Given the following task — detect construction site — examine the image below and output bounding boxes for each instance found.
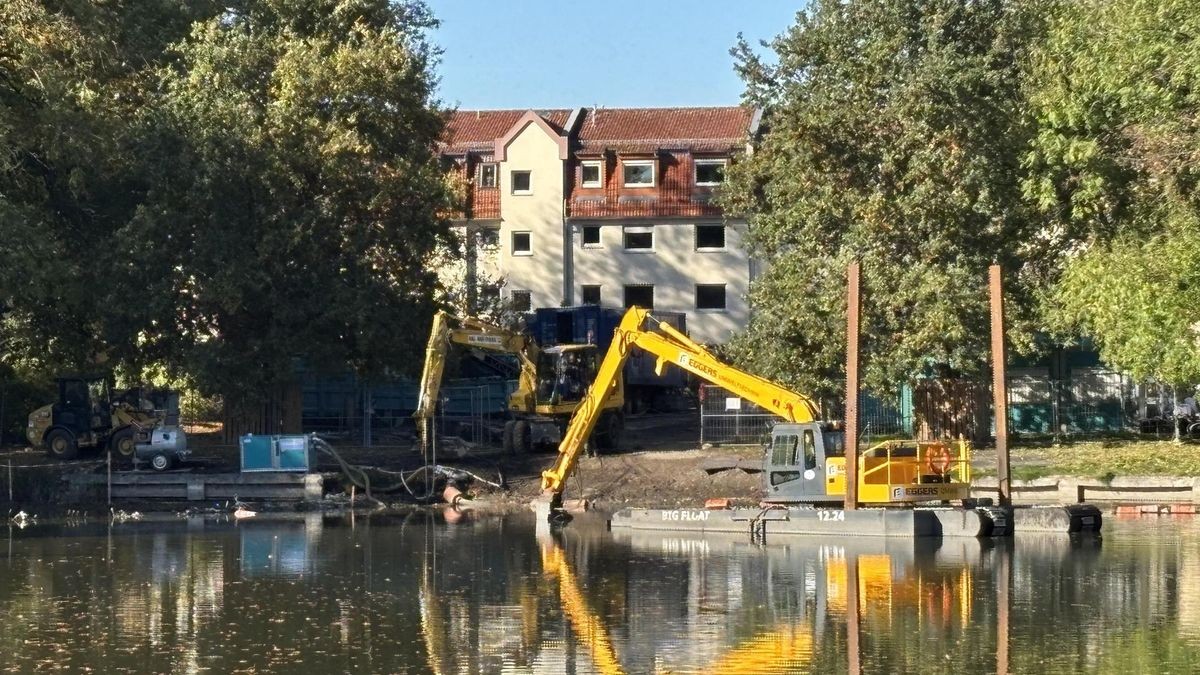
[1,266,1120,541]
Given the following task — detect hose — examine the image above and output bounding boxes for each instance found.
[311,436,503,503]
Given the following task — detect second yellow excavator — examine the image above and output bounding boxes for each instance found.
[539,307,972,511]
[415,310,625,456]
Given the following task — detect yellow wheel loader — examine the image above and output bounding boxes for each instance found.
[26,376,180,464]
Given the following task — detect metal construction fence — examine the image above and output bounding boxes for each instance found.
[699,371,1184,446]
[698,385,908,446]
[299,376,514,448]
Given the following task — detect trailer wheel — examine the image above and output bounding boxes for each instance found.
[512,421,532,455]
[45,429,79,461]
[150,452,173,471]
[502,420,516,454]
[109,427,137,458]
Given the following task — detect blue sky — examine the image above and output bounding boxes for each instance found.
[426,1,801,109]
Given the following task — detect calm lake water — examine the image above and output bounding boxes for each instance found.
[0,510,1197,674]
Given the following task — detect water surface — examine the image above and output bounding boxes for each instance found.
[1,511,1197,673]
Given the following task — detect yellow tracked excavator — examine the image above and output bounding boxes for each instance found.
[538,307,972,512]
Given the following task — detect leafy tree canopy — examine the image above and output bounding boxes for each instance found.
[1028,0,1200,386]
[723,0,1056,397]
[0,0,455,400]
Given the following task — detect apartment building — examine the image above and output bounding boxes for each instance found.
[440,106,760,344]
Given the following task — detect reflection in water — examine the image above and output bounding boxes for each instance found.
[1,514,1199,673]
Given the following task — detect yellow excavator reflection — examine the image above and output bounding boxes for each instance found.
[702,625,814,675]
[419,524,977,674]
[538,535,625,675]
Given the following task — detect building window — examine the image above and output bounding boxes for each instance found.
[622,225,653,251]
[511,290,532,311]
[512,231,531,255]
[477,228,500,249]
[582,225,601,248]
[624,284,654,309]
[581,285,601,305]
[695,224,725,250]
[622,160,655,187]
[696,284,727,311]
[511,170,532,195]
[478,163,498,188]
[480,284,500,304]
[694,159,727,186]
[581,161,603,188]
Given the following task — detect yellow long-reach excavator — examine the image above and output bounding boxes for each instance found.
[539,306,972,510]
[415,311,625,456]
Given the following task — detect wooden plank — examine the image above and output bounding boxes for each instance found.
[972,484,1059,493]
[206,485,308,500]
[1078,484,1191,503]
[111,485,188,498]
[102,472,310,485]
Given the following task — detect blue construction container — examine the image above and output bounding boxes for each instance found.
[240,434,313,472]
[527,305,689,392]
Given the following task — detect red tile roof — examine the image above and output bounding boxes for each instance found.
[442,109,572,153]
[576,106,753,152]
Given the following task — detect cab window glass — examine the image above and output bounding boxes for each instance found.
[771,435,790,466]
[63,381,88,408]
[803,430,817,470]
[823,431,846,455]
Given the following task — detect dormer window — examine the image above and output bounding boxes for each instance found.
[622,160,655,187]
[477,163,498,188]
[695,159,727,186]
[581,160,603,188]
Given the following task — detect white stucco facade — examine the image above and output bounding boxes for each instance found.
[496,120,566,309]
[567,221,750,344]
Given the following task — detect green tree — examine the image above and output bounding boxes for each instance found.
[134,0,455,400]
[0,0,219,378]
[1,0,455,403]
[1027,0,1200,399]
[723,0,1055,398]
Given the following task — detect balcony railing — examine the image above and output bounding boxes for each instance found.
[568,186,723,219]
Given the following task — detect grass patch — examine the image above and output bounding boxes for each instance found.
[998,439,1200,479]
[972,464,1056,481]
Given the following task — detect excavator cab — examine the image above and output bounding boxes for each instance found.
[763,423,844,502]
[533,345,600,410]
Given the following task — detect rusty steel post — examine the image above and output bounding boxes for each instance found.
[989,265,1011,506]
[844,262,861,511]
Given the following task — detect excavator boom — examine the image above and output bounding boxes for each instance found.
[540,307,820,500]
[414,310,539,456]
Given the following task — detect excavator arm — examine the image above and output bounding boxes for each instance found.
[415,310,539,456]
[540,307,820,501]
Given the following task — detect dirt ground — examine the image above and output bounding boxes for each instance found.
[7,411,1194,513]
[0,411,768,511]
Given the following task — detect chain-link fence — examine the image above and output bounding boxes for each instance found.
[700,371,1188,446]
